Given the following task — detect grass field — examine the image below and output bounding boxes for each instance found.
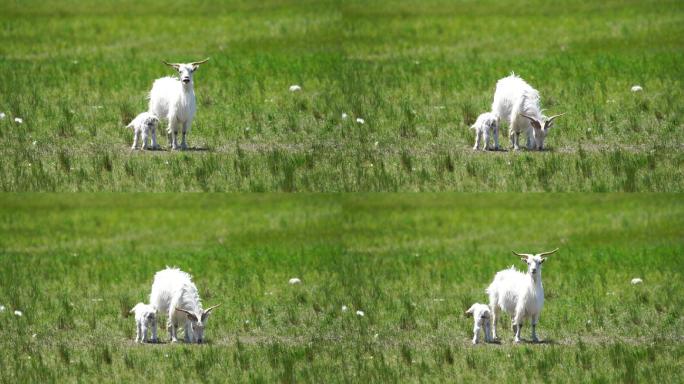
[1,0,682,191]
[1,194,682,382]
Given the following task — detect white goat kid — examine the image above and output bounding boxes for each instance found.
[126,112,160,150]
[148,58,209,150]
[149,267,220,343]
[486,248,558,343]
[491,73,564,150]
[470,112,500,151]
[130,303,157,343]
[465,303,492,344]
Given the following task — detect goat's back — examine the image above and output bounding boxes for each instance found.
[486,266,526,313]
[148,77,180,119]
[492,74,540,120]
[149,267,196,314]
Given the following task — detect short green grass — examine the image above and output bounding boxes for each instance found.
[0,0,682,191]
[1,194,682,382]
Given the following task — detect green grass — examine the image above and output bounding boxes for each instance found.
[1,194,682,382]
[0,0,682,191]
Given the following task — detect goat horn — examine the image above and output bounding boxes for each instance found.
[545,113,565,123]
[204,304,221,313]
[519,113,538,122]
[175,307,195,317]
[512,251,533,257]
[162,61,180,68]
[538,248,559,257]
[190,58,210,66]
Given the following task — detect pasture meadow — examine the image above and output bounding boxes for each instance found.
[0,0,682,191]
[0,194,682,382]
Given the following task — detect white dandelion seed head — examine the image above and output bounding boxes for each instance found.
[356,310,365,317]
[0,112,5,119]
[289,85,302,92]
[288,277,301,285]
[631,278,643,285]
[0,305,5,312]
[341,305,349,312]
[341,113,348,119]
[630,85,643,92]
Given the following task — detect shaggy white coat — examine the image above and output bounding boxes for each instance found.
[130,302,157,343]
[148,59,208,150]
[126,112,159,150]
[470,112,499,150]
[486,251,555,343]
[491,73,563,150]
[465,303,492,344]
[149,267,218,343]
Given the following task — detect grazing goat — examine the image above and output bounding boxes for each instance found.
[149,267,220,343]
[130,303,157,343]
[470,111,500,151]
[148,58,209,150]
[486,248,558,343]
[126,112,160,150]
[465,303,492,344]
[491,73,564,150]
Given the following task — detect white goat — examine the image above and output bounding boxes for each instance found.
[126,112,160,150]
[486,248,558,343]
[491,73,564,150]
[470,111,500,151]
[148,58,209,150]
[130,302,157,343]
[149,267,220,343]
[465,303,492,344]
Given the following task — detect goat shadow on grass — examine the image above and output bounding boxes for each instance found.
[518,338,558,345]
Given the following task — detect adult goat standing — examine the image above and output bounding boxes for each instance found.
[149,267,220,343]
[486,248,558,343]
[491,73,564,150]
[148,58,209,150]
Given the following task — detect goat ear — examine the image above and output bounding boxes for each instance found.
[545,113,565,129]
[191,58,210,70]
[520,113,542,130]
[163,61,180,70]
[175,307,198,321]
[541,257,546,263]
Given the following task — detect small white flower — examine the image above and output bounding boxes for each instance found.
[245,127,250,131]
[244,320,250,324]
[288,277,301,285]
[374,141,379,147]
[356,118,365,124]
[631,85,643,92]
[0,112,5,119]
[356,310,365,317]
[341,113,348,120]
[0,305,5,311]
[289,85,301,92]
[631,278,643,285]
[32,141,37,146]
[14,310,23,317]
[341,305,349,312]
[32,333,37,338]
[14,117,23,124]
